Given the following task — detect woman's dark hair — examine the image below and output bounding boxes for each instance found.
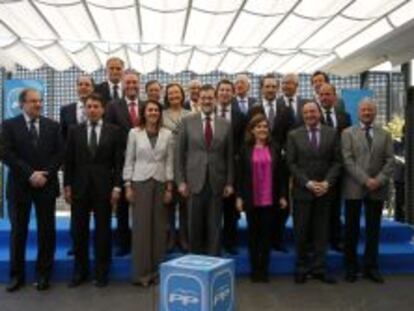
[139,100,164,130]
[163,82,185,109]
[245,113,271,146]
[145,80,162,92]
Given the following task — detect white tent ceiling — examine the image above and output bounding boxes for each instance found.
[0,0,413,75]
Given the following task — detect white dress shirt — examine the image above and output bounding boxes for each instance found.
[217,104,232,122]
[284,95,298,116]
[125,97,139,116]
[322,107,338,128]
[23,112,39,133]
[76,101,86,123]
[108,80,123,99]
[262,98,277,119]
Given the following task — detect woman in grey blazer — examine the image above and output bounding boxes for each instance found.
[162,83,191,252]
[123,100,174,287]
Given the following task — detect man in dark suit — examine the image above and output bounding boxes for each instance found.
[176,84,234,256]
[60,75,95,141]
[234,74,256,115]
[95,57,124,104]
[64,93,123,288]
[60,74,95,256]
[248,73,293,252]
[342,99,394,283]
[287,101,341,284]
[319,83,351,252]
[277,73,308,128]
[311,71,346,111]
[215,79,246,254]
[183,79,202,112]
[2,88,63,292]
[105,69,141,256]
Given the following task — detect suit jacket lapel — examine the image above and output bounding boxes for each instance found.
[211,118,222,149]
[196,114,207,150]
[120,99,132,128]
[80,123,91,158]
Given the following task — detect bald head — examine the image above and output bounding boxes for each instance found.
[359,99,377,126]
[282,73,299,97]
[234,74,250,98]
[319,83,337,109]
[302,101,321,128]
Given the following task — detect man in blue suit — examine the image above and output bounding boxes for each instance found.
[2,88,63,292]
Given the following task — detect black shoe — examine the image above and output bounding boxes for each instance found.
[331,242,344,252]
[68,274,88,288]
[93,278,108,288]
[115,247,130,257]
[273,244,289,253]
[364,270,384,284]
[35,277,50,291]
[345,272,357,283]
[6,277,25,292]
[312,273,337,284]
[224,246,238,255]
[294,273,306,284]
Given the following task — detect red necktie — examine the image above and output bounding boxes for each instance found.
[129,101,138,126]
[205,116,213,150]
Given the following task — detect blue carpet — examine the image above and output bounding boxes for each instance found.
[0,216,413,282]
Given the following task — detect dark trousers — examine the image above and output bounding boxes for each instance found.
[167,186,188,249]
[329,186,343,247]
[394,182,405,222]
[246,208,272,277]
[72,194,112,279]
[222,194,239,249]
[293,198,330,275]
[344,199,383,273]
[115,190,131,250]
[9,190,56,281]
[188,183,222,256]
[271,205,289,248]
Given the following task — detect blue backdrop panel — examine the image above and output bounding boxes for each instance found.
[2,79,45,218]
[341,88,374,124]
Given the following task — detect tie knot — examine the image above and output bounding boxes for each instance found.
[91,121,97,128]
[205,115,211,121]
[310,126,319,132]
[129,101,136,107]
[288,97,293,103]
[30,118,37,125]
[325,109,331,114]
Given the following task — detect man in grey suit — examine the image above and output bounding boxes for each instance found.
[176,84,234,256]
[341,99,394,284]
[287,101,342,284]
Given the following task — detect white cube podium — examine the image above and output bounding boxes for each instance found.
[160,255,235,311]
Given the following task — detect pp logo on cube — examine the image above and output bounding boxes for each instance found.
[212,270,233,311]
[166,274,204,311]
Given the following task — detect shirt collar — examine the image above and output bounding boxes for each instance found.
[262,97,276,106]
[201,112,214,121]
[306,123,321,132]
[360,122,373,130]
[108,80,122,90]
[88,119,103,127]
[236,95,247,102]
[284,94,297,102]
[23,111,38,123]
